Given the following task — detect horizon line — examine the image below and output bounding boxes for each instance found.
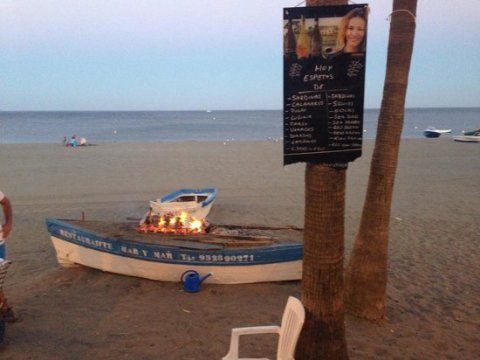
[1,106,479,112]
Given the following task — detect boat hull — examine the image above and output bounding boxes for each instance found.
[453,135,480,143]
[423,131,442,138]
[46,218,303,284]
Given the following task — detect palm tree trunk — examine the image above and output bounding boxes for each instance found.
[296,163,348,359]
[295,1,349,359]
[344,0,417,320]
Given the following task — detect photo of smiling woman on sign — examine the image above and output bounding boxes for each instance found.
[334,7,368,55]
[327,6,368,92]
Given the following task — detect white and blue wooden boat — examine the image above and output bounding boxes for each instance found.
[46,218,303,284]
[146,188,217,222]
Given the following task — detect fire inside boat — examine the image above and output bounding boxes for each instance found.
[138,210,208,234]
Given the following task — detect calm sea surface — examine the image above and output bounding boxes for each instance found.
[0,108,478,144]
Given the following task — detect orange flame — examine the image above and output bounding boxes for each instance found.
[138,211,206,234]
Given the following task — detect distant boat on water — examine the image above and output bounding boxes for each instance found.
[452,128,480,142]
[453,135,480,143]
[423,126,452,138]
[462,128,480,136]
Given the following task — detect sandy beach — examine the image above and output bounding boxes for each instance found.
[0,138,478,359]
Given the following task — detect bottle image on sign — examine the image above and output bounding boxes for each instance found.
[296,16,310,59]
[309,17,323,58]
[284,18,297,58]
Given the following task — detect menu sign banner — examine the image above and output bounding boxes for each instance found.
[283,4,368,165]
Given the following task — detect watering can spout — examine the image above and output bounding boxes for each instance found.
[199,272,212,284]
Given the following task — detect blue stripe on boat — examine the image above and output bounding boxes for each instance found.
[46,218,302,267]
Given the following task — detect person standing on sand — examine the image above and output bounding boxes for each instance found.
[0,191,17,322]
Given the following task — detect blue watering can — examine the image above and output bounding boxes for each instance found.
[181,270,212,293]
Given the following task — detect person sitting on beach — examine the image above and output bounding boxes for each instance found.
[0,191,17,323]
[69,135,78,147]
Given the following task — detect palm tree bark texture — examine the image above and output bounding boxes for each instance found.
[344,0,417,321]
[294,1,349,360]
[296,163,348,359]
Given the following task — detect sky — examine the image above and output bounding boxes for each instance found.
[1,0,479,111]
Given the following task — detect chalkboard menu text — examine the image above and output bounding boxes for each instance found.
[283,4,368,165]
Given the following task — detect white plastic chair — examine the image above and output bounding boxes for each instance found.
[222,296,305,360]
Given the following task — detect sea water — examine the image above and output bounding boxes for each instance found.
[0,108,478,144]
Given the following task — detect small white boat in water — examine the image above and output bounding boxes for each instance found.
[453,135,480,143]
[423,126,452,138]
[452,128,480,142]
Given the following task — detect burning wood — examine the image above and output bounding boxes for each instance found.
[138,210,208,234]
